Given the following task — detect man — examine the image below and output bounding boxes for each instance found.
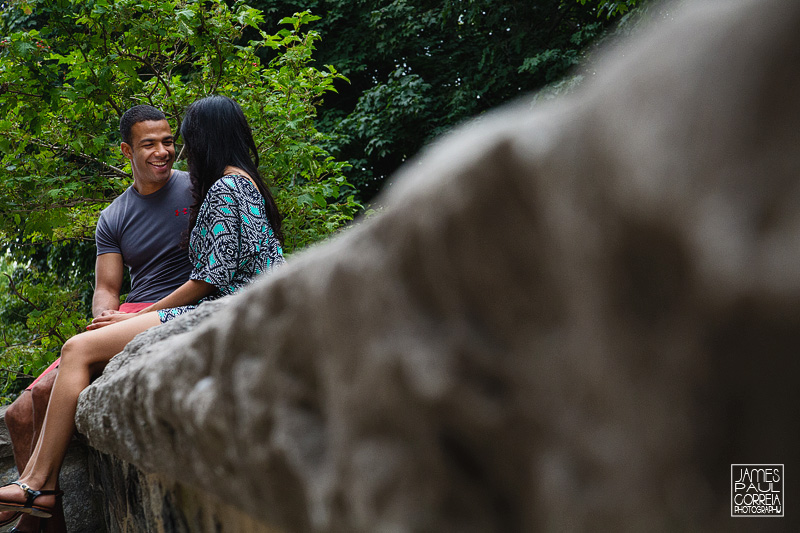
[0,105,192,532]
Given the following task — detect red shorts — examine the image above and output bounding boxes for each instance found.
[25,302,154,390]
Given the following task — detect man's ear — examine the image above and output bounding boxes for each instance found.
[120,142,133,160]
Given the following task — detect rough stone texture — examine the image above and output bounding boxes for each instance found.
[75,0,799,531]
[0,408,105,532]
[87,448,278,533]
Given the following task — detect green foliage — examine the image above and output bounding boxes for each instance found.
[0,245,92,403]
[576,0,641,18]
[338,69,433,161]
[0,0,358,402]
[247,0,635,201]
[233,11,361,251]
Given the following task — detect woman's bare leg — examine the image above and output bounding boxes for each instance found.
[0,312,161,511]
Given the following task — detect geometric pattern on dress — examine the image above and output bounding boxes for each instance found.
[159,174,285,323]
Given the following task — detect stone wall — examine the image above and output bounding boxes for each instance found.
[67,0,800,530]
[87,448,278,533]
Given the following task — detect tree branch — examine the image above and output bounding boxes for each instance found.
[5,197,113,214]
[2,273,41,311]
[0,366,36,380]
[31,139,131,179]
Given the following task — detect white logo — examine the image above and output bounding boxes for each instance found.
[731,464,783,517]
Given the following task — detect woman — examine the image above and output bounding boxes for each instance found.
[0,95,285,520]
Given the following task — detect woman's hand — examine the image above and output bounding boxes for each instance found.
[86,310,140,330]
[86,280,215,331]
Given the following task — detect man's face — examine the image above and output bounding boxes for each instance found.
[121,119,175,193]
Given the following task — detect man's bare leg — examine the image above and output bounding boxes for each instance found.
[0,390,34,528]
[1,370,65,531]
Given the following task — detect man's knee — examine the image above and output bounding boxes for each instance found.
[4,391,33,434]
[30,369,57,408]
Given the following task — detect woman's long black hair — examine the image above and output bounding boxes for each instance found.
[180,95,284,244]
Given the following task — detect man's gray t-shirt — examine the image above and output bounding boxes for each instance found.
[95,170,193,303]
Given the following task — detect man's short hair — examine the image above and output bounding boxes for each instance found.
[120,105,167,145]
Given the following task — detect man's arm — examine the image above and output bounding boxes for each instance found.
[92,253,124,318]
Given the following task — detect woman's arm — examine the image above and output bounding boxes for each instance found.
[87,279,216,330]
[136,279,217,314]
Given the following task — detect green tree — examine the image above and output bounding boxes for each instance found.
[246,0,639,201]
[577,0,641,18]
[0,0,358,401]
[0,244,91,397]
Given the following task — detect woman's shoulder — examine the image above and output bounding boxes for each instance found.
[206,174,256,197]
[202,175,263,215]
[215,174,259,192]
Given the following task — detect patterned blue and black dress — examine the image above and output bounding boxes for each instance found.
[158,174,285,323]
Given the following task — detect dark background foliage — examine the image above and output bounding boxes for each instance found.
[249,0,628,201]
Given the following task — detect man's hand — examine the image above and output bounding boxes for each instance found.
[86,310,138,330]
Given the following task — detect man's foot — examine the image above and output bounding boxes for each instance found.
[7,512,41,533]
[8,514,42,533]
[0,509,21,527]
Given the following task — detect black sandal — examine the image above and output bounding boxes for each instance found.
[0,481,61,519]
